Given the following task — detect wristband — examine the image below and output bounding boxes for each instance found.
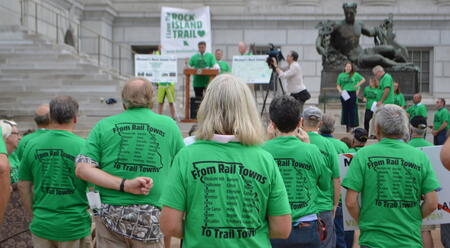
[120,178,126,192]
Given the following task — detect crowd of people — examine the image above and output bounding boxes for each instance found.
[0,71,448,248]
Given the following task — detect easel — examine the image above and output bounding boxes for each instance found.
[182,68,219,122]
[260,70,285,116]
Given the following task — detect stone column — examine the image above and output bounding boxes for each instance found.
[81,0,117,67]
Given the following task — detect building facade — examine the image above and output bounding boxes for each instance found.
[2,0,450,102]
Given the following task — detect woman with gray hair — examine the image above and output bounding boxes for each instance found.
[160,74,291,247]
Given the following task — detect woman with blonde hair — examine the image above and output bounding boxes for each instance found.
[160,74,291,248]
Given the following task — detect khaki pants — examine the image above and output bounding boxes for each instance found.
[32,234,92,248]
[94,217,163,248]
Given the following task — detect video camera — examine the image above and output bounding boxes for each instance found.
[266,43,285,70]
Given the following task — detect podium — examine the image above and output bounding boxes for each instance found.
[182,68,219,122]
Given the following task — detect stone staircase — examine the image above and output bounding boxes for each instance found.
[0,26,126,136]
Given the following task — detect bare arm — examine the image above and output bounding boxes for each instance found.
[18,180,33,217]
[0,155,10,223]
[75,163,152,195]
[337,84,343,93]
[361,24,377,37]
[268,214,292,239]
[345,189,360,223]
[333,178,341,208]
[160,206,184,239]
[421,191,438,219]
[433,121,448,136]
[355,78,366,88]
[440,138,450,171]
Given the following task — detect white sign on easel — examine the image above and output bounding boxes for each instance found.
[231,56,272,84]
[340,146,450,231]
[134,54,178,84]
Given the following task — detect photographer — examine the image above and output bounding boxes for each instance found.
[272,51,309,113]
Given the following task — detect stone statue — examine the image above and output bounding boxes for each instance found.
[316,2,417,71]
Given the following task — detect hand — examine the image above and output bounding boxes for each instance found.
[124,177,153,195]
[432,130,438,136]
[295,128,310,143]
[376,101,382,107]
[333,205,338,218]
[272,57,278,67]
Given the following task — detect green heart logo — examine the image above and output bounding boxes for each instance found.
[197,30,205,37]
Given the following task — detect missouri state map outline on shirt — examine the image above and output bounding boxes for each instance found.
[113,123,163,173]
[367,156,419,208]
[190,161,266,239]
[36,149,76,195]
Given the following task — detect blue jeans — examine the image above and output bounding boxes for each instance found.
[271,221,320,248]
[319,210,336,248]
[334,204,347,248]
[434,129,447,145]
[441,224,450,248]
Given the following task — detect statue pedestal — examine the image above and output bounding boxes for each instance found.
[320,69,419,100]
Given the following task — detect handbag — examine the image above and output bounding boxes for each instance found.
[292,89,311,102]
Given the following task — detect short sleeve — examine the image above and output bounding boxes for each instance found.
[354,72,364,82]
[188,55,195,67]
[267,161,291,216]
[336,73,343,86]
[79,123,102,164]
[328,144,340,178]
[161,154,187,211]
[209,54,217,66]
[342,153,364,192]
[420,155,440,194]
[19,144,33,181]
[419,106,427,117]
[313,151,330,192]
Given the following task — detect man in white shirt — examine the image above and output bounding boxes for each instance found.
[272,51,308,113]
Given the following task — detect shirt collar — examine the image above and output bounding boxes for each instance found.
[211,134,239,143]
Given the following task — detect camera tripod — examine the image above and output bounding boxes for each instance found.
[260,70,286,116]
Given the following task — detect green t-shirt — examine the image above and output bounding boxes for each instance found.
[16,129,47,160]
[394,93,406,107]
[218,61,230,74]
[79,108,184,207]
[161,140,291,248]
[189,52,217,88]
[0,128,7,154]
[336,72,364,92]
[262,136,329,221]
[342,139,440,248]
[307,132,340,212]
[8,152,20,184]
[378,73,395,104]
[433,107,449,131]
[323,136,349,154]
[19,130,91,241]
[406,104,427,120]
[408,137,433,148]
[364,86,380,110]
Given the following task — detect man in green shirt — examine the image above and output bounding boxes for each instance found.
[238,41,253,56]
[431,98,448,145]
[215,49,230,74]
[263,96,329,248]
[0,126,11,223]
[76,78,184,248]
[343,104,440,248]
[373,65,394,105]
[16,104,49,161]
[188,41,219,98]
[0,120,21,184]
[406,94,428,120]
[302,106,340,248]
[409,116,433,147]
[18,96,92,247]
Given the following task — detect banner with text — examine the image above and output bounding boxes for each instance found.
[161,6,211,58]
[232,56,272,84]
[340,146,450,231]
[134,54,178,83]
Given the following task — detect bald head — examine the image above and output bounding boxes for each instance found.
[34,104,50,128]
[238,41,247,55]
[121,77,154,109]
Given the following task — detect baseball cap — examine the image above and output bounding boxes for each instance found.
[353,128,368,142]
[410,116,427,129]
[303,106,322,120]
